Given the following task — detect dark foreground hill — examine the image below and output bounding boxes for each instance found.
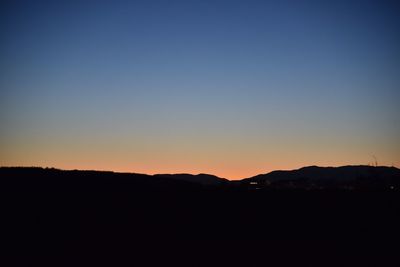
[1,166,399,266]
[243,165,400,191]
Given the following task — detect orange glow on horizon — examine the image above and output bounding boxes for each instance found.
[2,160,399,180]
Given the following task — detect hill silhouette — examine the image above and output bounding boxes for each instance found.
[1,165,399,191]
[1,166,399,266]
[153,173,228,185]
[243,165,400,191]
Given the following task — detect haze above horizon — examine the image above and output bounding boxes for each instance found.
[1,0,399,179]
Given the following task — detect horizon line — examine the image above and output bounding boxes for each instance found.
[1,164,398,181]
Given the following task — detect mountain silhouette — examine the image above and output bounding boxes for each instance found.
[1,165,399,191]
[153,173,228,185]
[242,165,400,190]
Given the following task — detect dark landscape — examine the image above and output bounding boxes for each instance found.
[2,0,400,266]
[2,166,399,266]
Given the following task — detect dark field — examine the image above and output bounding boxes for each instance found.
[2,167,399,266]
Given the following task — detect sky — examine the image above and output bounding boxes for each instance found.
[1,0,399,179]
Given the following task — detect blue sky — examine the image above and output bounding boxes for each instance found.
[1,0,399,178]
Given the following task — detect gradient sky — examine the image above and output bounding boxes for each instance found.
[1,0,399,179]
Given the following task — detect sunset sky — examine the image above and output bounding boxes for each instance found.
[1,0,399,179]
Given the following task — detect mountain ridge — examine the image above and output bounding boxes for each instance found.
[241,165,400,190]
[1,165,399,190]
